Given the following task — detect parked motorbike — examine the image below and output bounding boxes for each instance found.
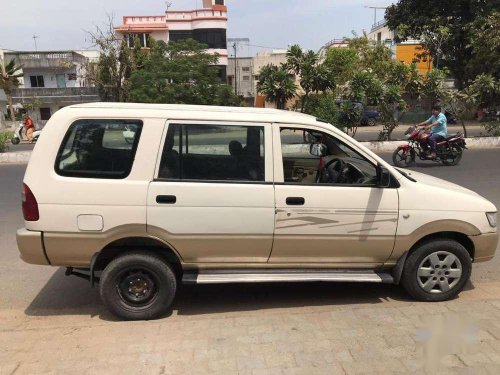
[392,125,467,167]
[11,123,41,145]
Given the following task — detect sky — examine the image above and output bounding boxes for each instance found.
[0,0,394,55]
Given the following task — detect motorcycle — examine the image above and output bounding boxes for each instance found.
[11,123,42,145]
[392,125,467,167]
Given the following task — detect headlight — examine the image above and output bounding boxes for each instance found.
[486,212,497,228]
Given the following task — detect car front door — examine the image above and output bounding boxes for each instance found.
[269,124,399,266]
[147,121,275,263]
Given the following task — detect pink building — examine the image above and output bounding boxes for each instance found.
[114,0,228,78]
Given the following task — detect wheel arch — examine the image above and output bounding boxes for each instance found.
[93,236,184,276]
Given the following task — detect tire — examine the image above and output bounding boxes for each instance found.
[367,117,377,127]
[401,239,471,302]
[441,146,463,166]
[99,251,177,320]
[392,147,415,168]
[11,137,20,145]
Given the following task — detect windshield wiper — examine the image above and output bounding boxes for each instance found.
[396,168,417,182]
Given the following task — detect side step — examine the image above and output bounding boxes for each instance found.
[183,269,394,285]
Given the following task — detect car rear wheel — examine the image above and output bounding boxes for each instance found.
[401,239,471,302]
[367,117,377,127]
[99,251,177,320]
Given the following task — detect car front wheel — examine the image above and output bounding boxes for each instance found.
[99,251,177,320]
[401,239,471,302]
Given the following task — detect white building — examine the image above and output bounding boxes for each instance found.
[3,50,100,126]
[114,0,228,79]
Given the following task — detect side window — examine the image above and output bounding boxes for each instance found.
[55,119,143,179]
[280,127,377,186]
[159,124,265,181]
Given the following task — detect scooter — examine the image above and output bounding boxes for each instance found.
[11,123,42,145]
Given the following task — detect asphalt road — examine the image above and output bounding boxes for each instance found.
[0,148,499,314]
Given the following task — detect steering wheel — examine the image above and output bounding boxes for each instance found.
[316,158,347,184]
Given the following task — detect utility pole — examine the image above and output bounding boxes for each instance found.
[32,35,39,51]
[227,38,250,96]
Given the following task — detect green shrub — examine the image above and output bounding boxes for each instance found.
[0,131,14,153]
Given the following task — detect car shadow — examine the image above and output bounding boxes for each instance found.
[24,267,469,320]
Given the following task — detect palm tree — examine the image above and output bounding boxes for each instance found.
[0,58,23,122]
[257,64,297,110]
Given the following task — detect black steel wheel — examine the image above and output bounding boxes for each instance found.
[100,251,177,320]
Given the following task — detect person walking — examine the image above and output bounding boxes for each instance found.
[23,113,35,143]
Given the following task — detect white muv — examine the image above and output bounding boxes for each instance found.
[17,103,498,320]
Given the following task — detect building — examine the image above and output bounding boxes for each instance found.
[114,0,228,79]
[3,50,100,126]
[367,20,432,75]
[227,57,254,106]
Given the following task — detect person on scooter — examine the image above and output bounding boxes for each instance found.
[23,113,35,144]
[417,105,447,159]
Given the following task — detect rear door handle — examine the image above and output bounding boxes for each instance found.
[286,197,305,206]
[156,195,177,204]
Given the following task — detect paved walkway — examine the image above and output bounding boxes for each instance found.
[1,279,500,374]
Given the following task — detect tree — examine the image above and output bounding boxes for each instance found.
[467,11,500,81]
[0,58,23,122]
[385,0,500,89]
[323,47,359,85]
[257,64,297,110]
[286,45,335,112]
[128,39,238,105]
[85,16,142,102]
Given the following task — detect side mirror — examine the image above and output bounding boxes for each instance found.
[377,164,391,188]
[310,143,328,157]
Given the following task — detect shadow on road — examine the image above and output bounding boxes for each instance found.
[24,267,435,320]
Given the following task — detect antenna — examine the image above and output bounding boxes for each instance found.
[227,38,250,96]
[165,1,173,12]
[364,6,388,26]
[32,35,39,51]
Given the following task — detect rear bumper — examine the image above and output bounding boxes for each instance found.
[16,228,49,265]
[470,232,499,263]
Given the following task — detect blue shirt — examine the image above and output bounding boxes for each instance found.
[426,113,447,137]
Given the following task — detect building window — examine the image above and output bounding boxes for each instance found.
[254,75,260,81]
[192,28,227,49]
[377,32,382,43]
[215,0,224,5]
[242,67,250,72]
[127,33,151,48]
[242,75,250,81]
[169,30,194,42]
[40,108,51,120]
[68,73,77,80]
[30,75,45,88]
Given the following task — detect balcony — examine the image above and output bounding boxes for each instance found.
[165,9,227,20]
[4,52,87,70]
[11,87,100,104]
[371,19,387,32]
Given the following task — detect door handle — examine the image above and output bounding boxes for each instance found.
[156,195,177,204]
[286,197,305,206]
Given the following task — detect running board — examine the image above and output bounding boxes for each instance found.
[183,269,394,284]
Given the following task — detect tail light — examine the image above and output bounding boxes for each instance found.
[22,183,39,221]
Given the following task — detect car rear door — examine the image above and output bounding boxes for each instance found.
[147,120,275,263]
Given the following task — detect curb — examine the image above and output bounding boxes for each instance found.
[1,137,499,165]
[360,137,500,153]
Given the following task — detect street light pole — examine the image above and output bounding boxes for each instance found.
[32,35,39,51]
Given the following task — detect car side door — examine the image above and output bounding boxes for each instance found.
[270,124,399,266]
[147,121,275,264]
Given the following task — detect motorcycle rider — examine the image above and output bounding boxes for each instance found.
[417,105,447,159]
[23,113,35,144]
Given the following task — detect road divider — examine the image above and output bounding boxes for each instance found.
[1,137,499,164]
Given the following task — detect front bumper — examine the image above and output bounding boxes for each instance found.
[470,232,499,263]
[16,228,49,265]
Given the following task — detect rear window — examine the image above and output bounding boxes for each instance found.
[55,119,143,179]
